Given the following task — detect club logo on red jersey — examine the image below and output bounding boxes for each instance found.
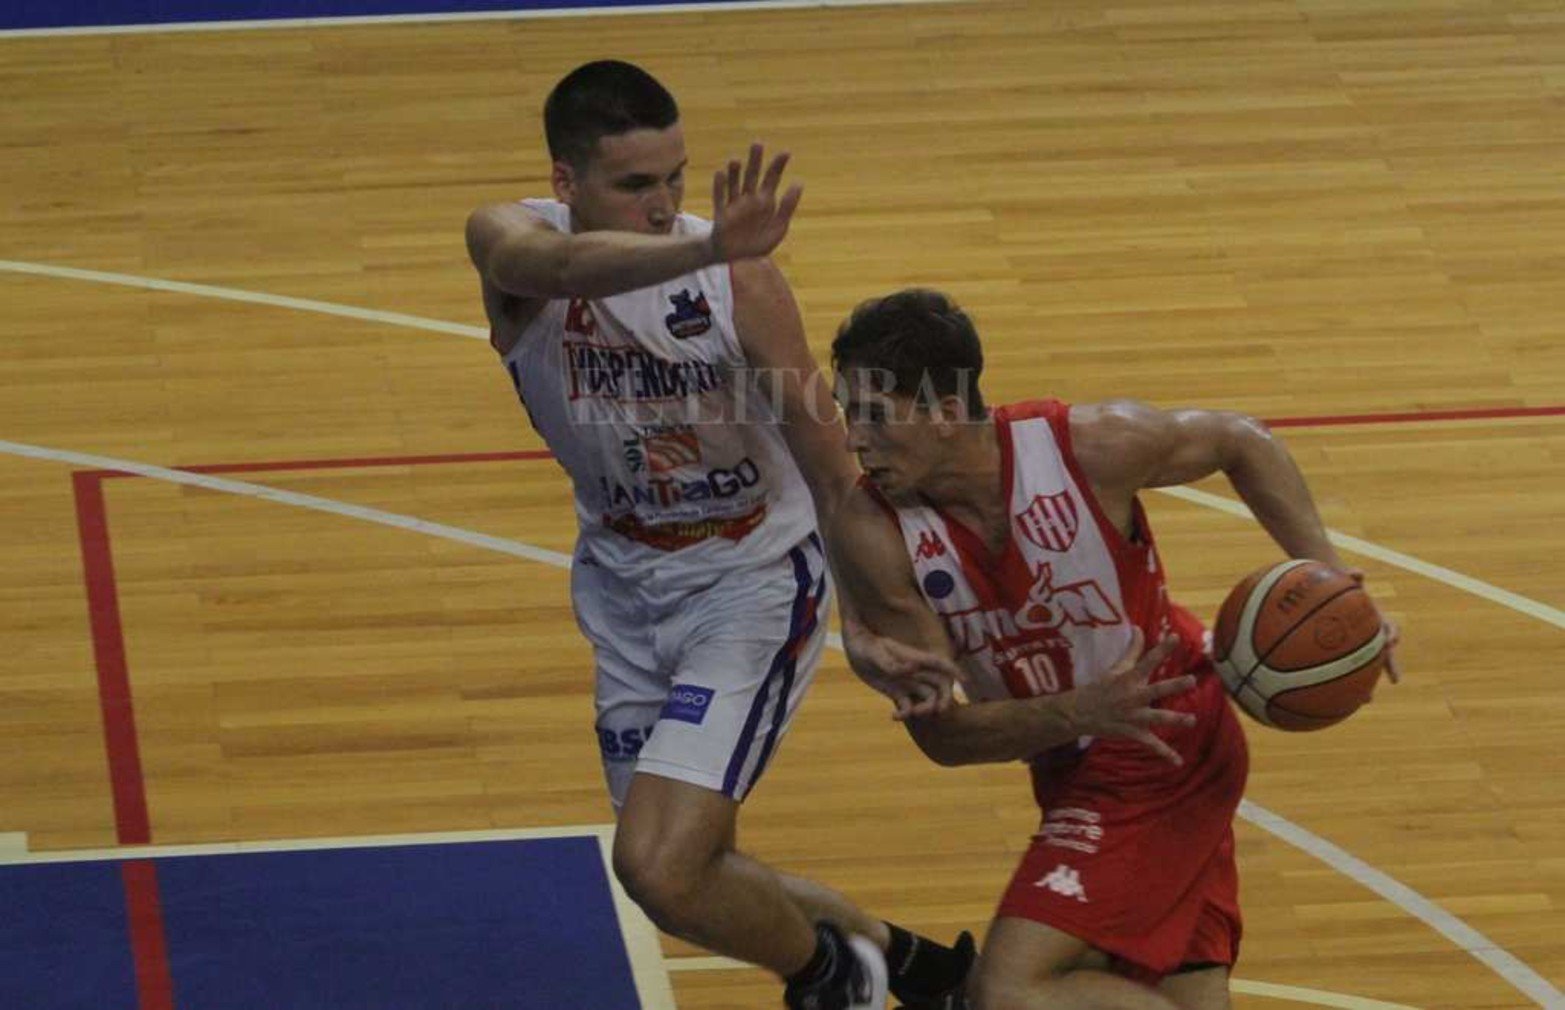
[915,531,948,559]
[1015,491,1079,553]
[1017,562,1122,631]
[664,289,713,338]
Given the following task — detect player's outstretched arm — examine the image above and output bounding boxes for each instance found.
[905,632,1194,767]
[466,143,800,301]
[465,203,716,301]
[733,257,857,517]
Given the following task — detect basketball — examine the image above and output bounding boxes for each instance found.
[1212,559,1389,731]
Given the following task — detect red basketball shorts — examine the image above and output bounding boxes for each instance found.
[996,673,1249,982]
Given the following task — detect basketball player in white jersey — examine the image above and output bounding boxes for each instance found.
[824,290,1400,1010]
[464,62,972,1010]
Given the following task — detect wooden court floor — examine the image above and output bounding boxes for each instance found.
[2,1,1562,1007]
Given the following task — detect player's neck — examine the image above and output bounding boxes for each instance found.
[920,423,1003,517]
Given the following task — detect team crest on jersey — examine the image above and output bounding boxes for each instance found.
[664,289,713,338]
[1016,491,1079,553]
[624,425,702,474]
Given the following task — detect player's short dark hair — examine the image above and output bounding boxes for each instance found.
[544,60,680,169]
[831,289,986,419]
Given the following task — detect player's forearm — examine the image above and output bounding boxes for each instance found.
[1224,425,1344,568]
[493,229,720,300]
[911,694,1081,767]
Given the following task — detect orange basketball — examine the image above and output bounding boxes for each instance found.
[1212,559,1388,731]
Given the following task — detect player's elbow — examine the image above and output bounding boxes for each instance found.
[1217,411,1278,475]
[906,719,970,767]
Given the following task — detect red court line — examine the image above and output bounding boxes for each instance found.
[72,471,152,847]
[1264,405,1563,428]
[91,448,555,480]
[120,861,175,1010]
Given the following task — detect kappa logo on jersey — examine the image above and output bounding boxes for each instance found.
[1015,491,1079,553]
[941,562,1123,654]
[565,340,724,403]
[1035,863,1089,902]
[915,531,948,559]
[661,684,716,724]
[664,289,714,338]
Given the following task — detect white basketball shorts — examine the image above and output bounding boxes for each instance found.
[570,532,830,809]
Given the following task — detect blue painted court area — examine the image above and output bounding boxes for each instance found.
[3,0,744,32]
[0,835,643,1010]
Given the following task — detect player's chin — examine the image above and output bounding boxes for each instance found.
[862,467,896,492]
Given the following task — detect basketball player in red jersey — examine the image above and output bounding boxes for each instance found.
[825,289,1400,1009]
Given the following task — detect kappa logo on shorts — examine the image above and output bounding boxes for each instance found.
[1035,863,1089,903]
[661,684,716,725]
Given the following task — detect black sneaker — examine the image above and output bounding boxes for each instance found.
[892,931,976,1010]
[785,923,889,1010]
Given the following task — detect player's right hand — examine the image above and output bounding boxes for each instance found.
[1067,629,1197,766]
[710,143,803,262]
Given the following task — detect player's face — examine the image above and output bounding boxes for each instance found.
[837,368,945,496]
[555,124,688,235]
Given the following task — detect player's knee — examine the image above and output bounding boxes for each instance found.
[970,962,1069,1010]
[611,830,709,929]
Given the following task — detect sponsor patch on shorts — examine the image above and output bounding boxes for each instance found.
[661,685,716,725]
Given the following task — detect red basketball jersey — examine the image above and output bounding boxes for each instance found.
[872,399,1227,782]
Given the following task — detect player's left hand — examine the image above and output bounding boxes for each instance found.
[841,621,965,721]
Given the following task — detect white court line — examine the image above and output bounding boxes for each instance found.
[664,957,1430,1010]
[0,260,487,339]
[1156,486,1565,631]
[0,0,959,39]
[0,438,573,569]
[2,261,1563,1005]
[0,823,615,865]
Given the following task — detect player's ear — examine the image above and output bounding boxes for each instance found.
[551,159,578,205]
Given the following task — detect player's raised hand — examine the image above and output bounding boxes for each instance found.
[1067,629,1196,766]
[710,143,803,262]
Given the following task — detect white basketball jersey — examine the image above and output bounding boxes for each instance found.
[873,400,1206,704]
[499,199,814,587]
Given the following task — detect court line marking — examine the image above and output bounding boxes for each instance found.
[0,0,959,41]
[0,260,488,339]
[3,438,1558,1008]
[1156,487,1564,630]
[663,957,1431,1010]
[0,823,675,1010]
